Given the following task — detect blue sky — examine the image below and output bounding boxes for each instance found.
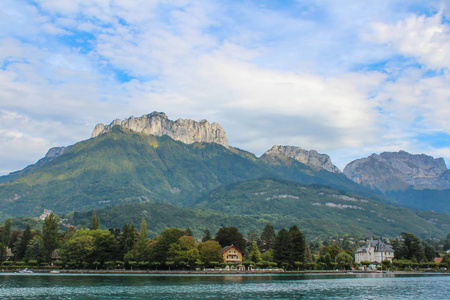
[0,0,449,175]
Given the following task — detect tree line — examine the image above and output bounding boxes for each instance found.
[1,214,449,271]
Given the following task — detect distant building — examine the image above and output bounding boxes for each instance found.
[355,238,395,264]
[221,245,244,264]
[39,209,53,220]
[435,257,443,264]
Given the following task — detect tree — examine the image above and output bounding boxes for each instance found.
[185,227,193,237]
[424,245,436,262]
[215,227,246,250]
[92,230,119,265]
[151,228,185,263]
[402,232,423,260]
[91,212,100,230]
[248,241,261,263]
[198,240,223,267]
[335,251,353,269]
[14,224,33,260]
[1,219,12,247]
[259,223,276,252]
[287,225,306,267]
[140,218,148,241]
[202,229,212,242]
[273,228,289,267]
[61,233,94,267]
[43,213,60,262]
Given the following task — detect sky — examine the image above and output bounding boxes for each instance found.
[0,0,449,175]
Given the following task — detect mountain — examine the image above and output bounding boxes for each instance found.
[0,125,270,219]
[343,151,450,191]
[67,178,449,239]
[0,112,448,237]
[263,145,340,173]
[92,112,229,148]
[344,151,450,213]
[0,146,70,184]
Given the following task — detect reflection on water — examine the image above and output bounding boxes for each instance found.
[0,273,448,299]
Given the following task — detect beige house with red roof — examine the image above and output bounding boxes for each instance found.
[221,245,244,264]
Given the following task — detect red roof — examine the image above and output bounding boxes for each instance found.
[435,257,443,263]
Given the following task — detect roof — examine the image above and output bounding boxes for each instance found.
[6,247,13,257]
[221,244,244,255]
[435,257,443,263]
[355,239,394,253]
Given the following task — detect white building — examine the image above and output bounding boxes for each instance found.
[355,238,395,264]
[38,209,53,220]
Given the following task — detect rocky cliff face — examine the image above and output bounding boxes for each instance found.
[262,145,341,173]
[343,151,450,191]
[92,112,229,148]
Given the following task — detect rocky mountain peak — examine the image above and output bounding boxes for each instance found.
[92,112,229,148]
[343,150,449,191]
[263,145,341,173]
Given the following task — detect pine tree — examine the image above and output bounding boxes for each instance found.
[140,218,148,241]
[185,227,193,237]
[273,228,289,266]
[259,223,276,252]
[43,213,60,262]
[202,229,212,242]
[1,219,12,247]
[287,225,306,267]
[91,212,100,230]
[14,224,33,260]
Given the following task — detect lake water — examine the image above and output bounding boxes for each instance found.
[0,273,449,299]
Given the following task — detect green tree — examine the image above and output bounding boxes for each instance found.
[248,241,262,263]
[184,227,193,237]
[259,223,276,252]
[91,212,100,230]
[335,251,353,269]
[151,228,185,263]
[424,245,436,262]
[14,224,33,260]
[402,232,423,260]
[202,229,212,242]
[215,227,246,250]
[198,240,223,267]
[1,219,12,247]
[140,218,148,241]
[92,230,119,265]
[273,228,289,267]
[287,225,305,268]
[43,213,60,262]
[61,233,94,267]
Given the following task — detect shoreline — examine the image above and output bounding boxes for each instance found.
[2,269,448,275]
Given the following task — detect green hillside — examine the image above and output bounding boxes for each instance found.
[0,126,271,218]
[66,179,448,239]
[194,178,449,238]
[0,126,378,219]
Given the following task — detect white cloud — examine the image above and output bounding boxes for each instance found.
[366,12,450,69]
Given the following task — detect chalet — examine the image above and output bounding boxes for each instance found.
[221,245,244,264]
[355,238,395,264]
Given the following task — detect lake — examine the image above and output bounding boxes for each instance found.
[1,273,449,299]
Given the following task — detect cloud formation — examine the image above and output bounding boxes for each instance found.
[0,0,449,174]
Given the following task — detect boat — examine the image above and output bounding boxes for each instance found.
[50,270,60,273]
[19,268,33,273]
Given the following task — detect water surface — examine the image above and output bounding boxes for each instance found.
[1,273,448,299]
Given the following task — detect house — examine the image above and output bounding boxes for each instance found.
[39,209,53,221]
[221,245,244,264]
[5,247,14,260]
[435,257,443,264]
[355,238,395,264]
